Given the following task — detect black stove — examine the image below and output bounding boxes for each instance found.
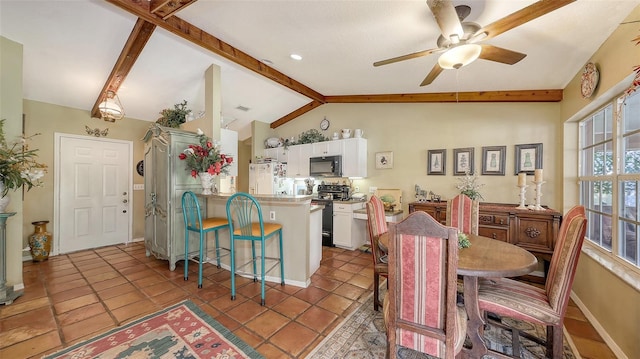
[317,184,351,201]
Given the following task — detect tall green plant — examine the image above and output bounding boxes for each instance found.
[0,119,47,196]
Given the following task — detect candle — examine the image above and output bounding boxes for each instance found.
[518,172,526,187]
[534,169,543,182]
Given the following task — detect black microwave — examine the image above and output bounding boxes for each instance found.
[310,155,342,177]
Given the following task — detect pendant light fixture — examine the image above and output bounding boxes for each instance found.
[98,90,125,122]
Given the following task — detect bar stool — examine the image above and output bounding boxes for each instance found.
[225,192,284,306]
[181,191,230,288]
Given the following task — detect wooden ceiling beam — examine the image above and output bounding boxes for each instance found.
[105,0,327,104]
[325,90,563,103]
[270,89,562,128]
[270,100,324,128]
[150,0,197,20]
[91,18,156,119]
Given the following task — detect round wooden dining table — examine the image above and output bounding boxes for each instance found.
[379,232,538,358]
[458,234,538,358]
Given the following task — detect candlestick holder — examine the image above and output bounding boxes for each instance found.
[532,180,546,210]
[516,184,528,209]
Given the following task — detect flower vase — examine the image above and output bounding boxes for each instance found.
[29,221,52,262]
[199,172,215,195]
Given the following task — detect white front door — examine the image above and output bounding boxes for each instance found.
[55,134,132,254]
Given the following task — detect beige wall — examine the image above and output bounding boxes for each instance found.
[560,5,640,358]
[21,100,151,249]
[264,101,562,212]
[1,36,24,287]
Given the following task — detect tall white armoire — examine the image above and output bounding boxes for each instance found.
[142,124,204,271]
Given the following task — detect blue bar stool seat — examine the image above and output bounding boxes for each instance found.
[182,191,230,288]
[226,192,284,306]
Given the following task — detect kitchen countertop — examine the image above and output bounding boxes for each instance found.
[353,208,403,216]
[199,192,313,203]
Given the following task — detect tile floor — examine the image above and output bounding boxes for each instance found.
[1,242,616,358]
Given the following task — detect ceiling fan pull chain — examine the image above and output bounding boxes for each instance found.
[456,69,459,103]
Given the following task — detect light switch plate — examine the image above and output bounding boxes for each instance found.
[134,184,144,190]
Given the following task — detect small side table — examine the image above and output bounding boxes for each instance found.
[0,212,22,305]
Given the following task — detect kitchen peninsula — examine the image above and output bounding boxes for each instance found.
[200,193,320,288]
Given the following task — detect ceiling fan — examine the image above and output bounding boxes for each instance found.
[373,0,575,86]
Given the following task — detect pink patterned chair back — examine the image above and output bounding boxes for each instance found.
[446,194,479,235]
[368,195,388,236]
[545,205,587,315]
[386,211,467,358]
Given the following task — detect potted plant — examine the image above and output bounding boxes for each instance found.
[0,119,47,211]
[156,100,191,128]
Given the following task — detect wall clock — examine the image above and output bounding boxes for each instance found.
[581,62,599,99]
[136,160,144,176]
[320,117,330,131]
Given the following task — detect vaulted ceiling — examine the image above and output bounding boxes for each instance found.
[1,0,639,140]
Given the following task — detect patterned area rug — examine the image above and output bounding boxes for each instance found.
[306,292,576,359]
[43,300,264,359]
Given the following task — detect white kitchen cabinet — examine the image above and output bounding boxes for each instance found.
[312,140,342,156]
[342,138,367,178]
[287,143,312,177]
[264,147,288,163]
[333,202,366,250]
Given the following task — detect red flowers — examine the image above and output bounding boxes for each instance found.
[179,131,233,178]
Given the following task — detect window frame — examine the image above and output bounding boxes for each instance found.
[579,89,640,279]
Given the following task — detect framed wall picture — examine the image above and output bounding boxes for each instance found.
[427,149,446,175]
[481,146,506,175]
[375,151,393,169]
[453,147,474,176]
[515,143,543,175]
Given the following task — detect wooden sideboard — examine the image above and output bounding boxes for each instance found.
[408,201,562,262]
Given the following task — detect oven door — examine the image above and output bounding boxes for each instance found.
[311,199,334,246]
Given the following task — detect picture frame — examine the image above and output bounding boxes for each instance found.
[375,151,393,169]
[453,147,474,176]
[427,149,446,175]
[514,143,543,175]
[481,146,506,175]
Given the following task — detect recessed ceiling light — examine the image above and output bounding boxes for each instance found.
[261,59,273,65]
[290,54,302,61]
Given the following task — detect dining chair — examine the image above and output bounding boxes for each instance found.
[181,191,230,288]
[477,205,587,359]
[384,211,467,359]
[365,198,388,311]
[225,192,284,306]
[446,193,479,235]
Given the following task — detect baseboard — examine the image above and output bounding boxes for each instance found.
[570,291,628,359]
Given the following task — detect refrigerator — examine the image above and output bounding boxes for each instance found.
[248,162,294,195]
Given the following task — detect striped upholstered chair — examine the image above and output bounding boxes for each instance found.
[446,194,479,235]
[384,211,467,359]
[477,205,587,359]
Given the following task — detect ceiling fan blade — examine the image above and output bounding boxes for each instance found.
[476,0,575,41]
[373,47,441,67]
[478,44,527,65]
[420,63,444,86]
[427,0,464,40]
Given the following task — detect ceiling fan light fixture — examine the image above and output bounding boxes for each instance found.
[98,90,124,122]
[438,44,481,70]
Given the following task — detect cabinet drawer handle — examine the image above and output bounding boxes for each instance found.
[492,233,497,239]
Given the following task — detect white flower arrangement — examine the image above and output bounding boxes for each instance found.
[455,168,484,201]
